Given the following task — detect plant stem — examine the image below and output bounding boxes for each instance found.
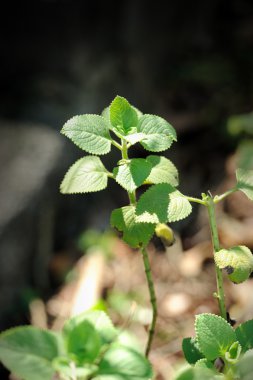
[213,187,237,204]
[111,139,123,151]
[185,195,206,205]
[122,139,129,160]
[206,195,227,320]
[121,138,157,356]
[141,245,157,357]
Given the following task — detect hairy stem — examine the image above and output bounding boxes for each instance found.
[185,195,206,205]
[141,245,157,356]
[120,139,157,355]
[206,195,227,320]
[111,139,123,151]
[213,187,237,204]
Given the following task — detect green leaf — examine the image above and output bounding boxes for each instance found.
[110,96,138,135]
[237,141,253,170]
[146,155,179,186]
[101,106,111,122]
[94,345,153,380]
[63,311,117,345]
[60,156,109,194]
[61,114,112,155]
[53,357,98,378]
[237,349,253,380]
[194,358,217,371]
[63,320,101,364]
[236,168,253,201]
[136,183,192,224]
[182,337,204,364]
[195,313,237,360]
[173,365,221,380]
[0,326,64,380]
[125,132,147,145]
[236,320,253,352]
[113,158,152,192]
[111,206,155,248]
[214,246,253,284]
[137,114,177,152]
[225,341,242,364]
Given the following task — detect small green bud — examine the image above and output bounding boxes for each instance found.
[155,223,175,247]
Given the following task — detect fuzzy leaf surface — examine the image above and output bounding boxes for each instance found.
[61,114,112,155]
[60,156,109,194]
[214,246,253,284]
[195,313,237,360]
[236,320,253,352]
[136,183,192,224]
[236,168,253,201]
[110,96,138,135]
[111,206,155,248]
[113,158,152,192]
[63,310,117,345]
[94,345,153,380]
[174,365,220,380]
[137,114,177,152]
[63,320,101,364]
[53,357,97,379]
[125,132,147,145]
[146,155,179,186]
[237,349,253,380]
[182,337,204,364]
[0,326,64,380]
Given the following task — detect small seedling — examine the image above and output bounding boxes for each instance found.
[0,310,152,380]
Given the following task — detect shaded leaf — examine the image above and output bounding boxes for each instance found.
[146,155,179,186]
[236,320,253,353]
[63,320,101,364]
[111,206,155,248]
[182,337,204,364]
[113,158,152,192]
[236,168,253,201]
[136,183,192,223]
[110,96,138,135]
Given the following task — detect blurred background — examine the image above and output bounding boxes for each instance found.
[1,0,253,378]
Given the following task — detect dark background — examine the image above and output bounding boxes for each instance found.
[1,0,253,346]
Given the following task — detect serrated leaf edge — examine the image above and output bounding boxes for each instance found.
[61,114,112,156]
[60,156,109,194]
[195,313,236,358]
[138,113,177,142]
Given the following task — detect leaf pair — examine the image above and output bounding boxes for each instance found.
[114,155,179,192]
[0,310,152,380]
[62,96,177,156]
